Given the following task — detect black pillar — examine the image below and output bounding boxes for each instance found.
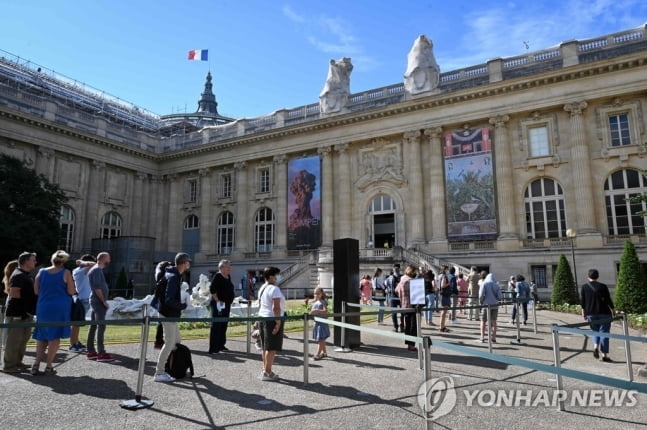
[333,238,361,347]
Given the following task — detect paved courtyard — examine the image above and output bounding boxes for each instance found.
[1,308,646,429]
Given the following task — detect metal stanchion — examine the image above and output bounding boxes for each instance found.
[422,335,432,430]
[532,299,538,334]
[121,304,154,410]
[0,304,6,358]
[243,299,251,354]
[303,313,309,385]
[487,305,493,353]
[335,301,351,353]
[551,325,565,411]
[621,313,633,382]
[511,299,522,345]
[417,307,423,370]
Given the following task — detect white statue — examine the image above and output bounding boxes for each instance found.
[319,57,353,114]
[404,35,440,95]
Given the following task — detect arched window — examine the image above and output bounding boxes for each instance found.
[370,194,396,213]
[524,178,566,238]
[217,211,235,255]
[59,205,75,251]
[184,214,200,230]
[604,169,647,235]
[101,211,122,239]
[255,207,274,253]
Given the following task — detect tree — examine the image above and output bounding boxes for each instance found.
[0,154,67,266]
[614,240,647,314]
[551,254,580,306]
[115,266,128,298]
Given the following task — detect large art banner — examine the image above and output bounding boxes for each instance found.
[287,155,322,250]
[444,128,498,241]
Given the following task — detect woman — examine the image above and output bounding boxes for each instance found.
[257,266,286,381]
[424,270,436,326]
[2,260,19,352]
[372,268,386,323]
[395,264,418,352]
[32,250,76,375]
[359,274,372,305]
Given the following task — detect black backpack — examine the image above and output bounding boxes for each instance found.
[165,344,194,379]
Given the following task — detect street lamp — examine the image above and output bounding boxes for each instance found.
[566,228,578,286]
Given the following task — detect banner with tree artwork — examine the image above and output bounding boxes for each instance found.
[444,128,498,241]
[287,156,322,249]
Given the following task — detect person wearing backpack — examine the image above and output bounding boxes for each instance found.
[512,274,530,325]
[153,261,172,349]
[152,252,189,382]
[580,268,615,362]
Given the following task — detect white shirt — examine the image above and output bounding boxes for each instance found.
[257,282,286,317]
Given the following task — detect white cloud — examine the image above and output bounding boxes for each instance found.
[282,5,305,23]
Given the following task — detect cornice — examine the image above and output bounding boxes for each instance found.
[0,108,157,161]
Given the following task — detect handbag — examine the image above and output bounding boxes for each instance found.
[71,295,86,321]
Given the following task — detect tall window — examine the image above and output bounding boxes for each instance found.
[221,173,232,199]
[605,169,647,235]
[609,113,631,147]
[101,211,122,239]
[528,126,550,157]
[370,194,396,212]
[524,178,566,238]
[255,207,274,252]
[59,205,75,251]
[258,168,270,193]
[184,214,200,230]
[186,179,198,203]
[217,211,235,254]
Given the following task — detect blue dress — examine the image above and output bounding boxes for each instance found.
[33,269,72,341]
[312,300,330,341]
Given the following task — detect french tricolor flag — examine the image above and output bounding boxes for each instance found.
[188,49,208,61]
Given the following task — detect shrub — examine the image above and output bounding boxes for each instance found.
[551,254,579,306]
[614,241,647,314]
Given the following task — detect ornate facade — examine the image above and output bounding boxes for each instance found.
[1,26,646,294]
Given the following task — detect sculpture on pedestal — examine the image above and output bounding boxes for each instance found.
[404,35,440,95]
[319,57,353,114]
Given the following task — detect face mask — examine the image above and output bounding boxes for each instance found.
[275,275,283,284]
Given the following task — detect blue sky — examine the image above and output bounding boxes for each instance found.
[1,1,645,119]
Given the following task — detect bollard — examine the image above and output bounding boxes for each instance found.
[532,300,538,334]
[245,299,251,354]
[514,299,522,344]
[551,325,565,411]
[120,304,154,410]
[335,301,351,353]
[417,307,423,370]
[303,313,309,385]
[487,305,492,353]
[422,335,432,430]
[621,313,633,382]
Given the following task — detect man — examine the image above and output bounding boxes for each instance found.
[448,267,458,323]
[86,252,115,362]
[387,265,404,332]
[467,266,480,321]
[580,269,615,362]
[2,252,37,373]
[209,259,235,354]
[152,252,189,382]
[69,254,96,352]
[479,272,502,343]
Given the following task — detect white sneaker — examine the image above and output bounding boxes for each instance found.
[154,372,175,382]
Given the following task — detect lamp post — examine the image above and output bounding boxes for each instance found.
[566,228,578,287]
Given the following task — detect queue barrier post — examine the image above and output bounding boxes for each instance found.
[621,313,633,382]
[417,306,423,370]
[551,325,565,411]
[243,299,251,354]
[335,301,351,353]
[120,304,154,410]
[532,299,538,334]
[422,335,432,430]
[303,313,309,385]
[486,305,493,353]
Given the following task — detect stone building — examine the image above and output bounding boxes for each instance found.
[1,25,646,296]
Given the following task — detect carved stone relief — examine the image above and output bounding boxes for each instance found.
[355,138,406,190]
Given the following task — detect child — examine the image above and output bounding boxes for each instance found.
[309,287,330,360]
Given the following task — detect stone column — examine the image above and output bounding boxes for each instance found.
[273,155,288,254]
[489,115,518,242]
[318,146,334,247]
[334,143,352,239]
[234,162,249,254]
[564,101,597,234]
[35,147,55,181]
[83,160,106,244]
[405,130,425,245]
[167,174,182,252]
[131,172,147,235]
[424,127,447,248]
[198,168,213,260]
